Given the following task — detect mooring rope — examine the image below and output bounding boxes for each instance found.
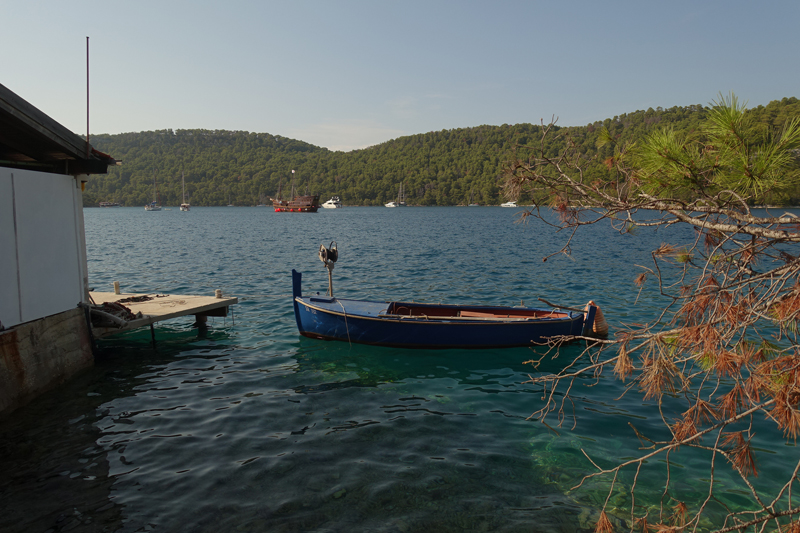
[232,294,293,301]
[336,300,352,347]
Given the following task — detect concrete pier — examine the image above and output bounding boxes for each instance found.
[89,291,238,337]
[0,291,238,415]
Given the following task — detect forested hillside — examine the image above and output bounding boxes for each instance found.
[84,97,800,207]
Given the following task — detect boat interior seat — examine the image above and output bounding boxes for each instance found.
[459,310,508,318]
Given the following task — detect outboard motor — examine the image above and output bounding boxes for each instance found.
[319,241,338,296]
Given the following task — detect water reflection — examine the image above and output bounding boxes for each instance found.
[84,328,605,531]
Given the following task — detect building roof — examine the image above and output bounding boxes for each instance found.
[0,83,115,175]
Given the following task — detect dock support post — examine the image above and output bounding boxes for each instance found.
[150,323,156,348]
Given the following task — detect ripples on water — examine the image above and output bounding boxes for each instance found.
[0,207,796,532]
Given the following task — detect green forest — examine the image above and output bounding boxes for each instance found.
[83,97,800,207]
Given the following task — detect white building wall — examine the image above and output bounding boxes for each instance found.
[0,173,19,326]
[0,167,88,328]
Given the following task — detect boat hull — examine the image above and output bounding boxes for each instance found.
[290,195,319,210]
[291,270,593,349]
[274,194,321,212]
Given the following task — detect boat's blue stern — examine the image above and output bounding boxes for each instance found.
[292,269,304,332]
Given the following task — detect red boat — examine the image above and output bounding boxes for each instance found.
[273,194,320,212]
[273,172,320,212]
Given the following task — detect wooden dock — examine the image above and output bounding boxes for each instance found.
[88,291,238,338]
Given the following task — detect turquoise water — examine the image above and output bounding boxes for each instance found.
[0,206,796,532]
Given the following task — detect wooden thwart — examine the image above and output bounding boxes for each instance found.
[89,291,238,337]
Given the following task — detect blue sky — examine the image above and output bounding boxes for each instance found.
[4,1,799,151]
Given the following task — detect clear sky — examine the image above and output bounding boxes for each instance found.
[4,1,799,151]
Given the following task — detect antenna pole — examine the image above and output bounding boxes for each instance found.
[86,36,90,158]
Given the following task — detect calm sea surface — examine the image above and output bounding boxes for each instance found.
[1,206,797,532]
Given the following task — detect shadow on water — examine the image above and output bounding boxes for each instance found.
[0,323,231,533]
[290,335,606,398]
[0,361,124,533]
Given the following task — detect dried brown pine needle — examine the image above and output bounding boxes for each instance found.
[594,510,614,533]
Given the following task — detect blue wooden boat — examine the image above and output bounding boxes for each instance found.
[291,269,597,349]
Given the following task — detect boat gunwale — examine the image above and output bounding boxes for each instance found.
[295,296,583,325]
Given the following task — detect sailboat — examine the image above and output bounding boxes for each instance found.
[144,169,161,211]
[385,183,406,207]
[180,171,190,211]
[468,188,479,206]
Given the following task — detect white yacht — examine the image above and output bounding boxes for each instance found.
[500,201,517,207]
[322,196,342,208]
